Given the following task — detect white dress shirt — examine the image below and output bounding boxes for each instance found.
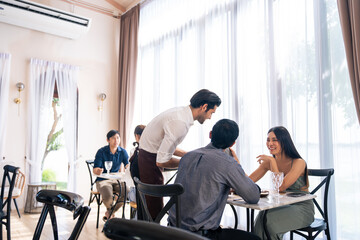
[139,106,194,163]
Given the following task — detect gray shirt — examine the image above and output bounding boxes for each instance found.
[168,143,260,231]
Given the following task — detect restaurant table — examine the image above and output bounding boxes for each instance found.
[227,191,316,240]
[24,182,57,213]
[94,172,127,219]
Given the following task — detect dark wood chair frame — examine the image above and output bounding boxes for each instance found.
[33,189,91,240]
[290,168,334,240]
[0,165,19,240]
[134,177,184,227]
[85,160,103,228]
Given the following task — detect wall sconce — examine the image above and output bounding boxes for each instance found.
[98,93,106,120]
[14,82,25,116]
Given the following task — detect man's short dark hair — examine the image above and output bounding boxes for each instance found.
[107,130,120,140]
[211,119,239,149]
[190,89,221,111]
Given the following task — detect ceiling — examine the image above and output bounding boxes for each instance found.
[56,0,142,18]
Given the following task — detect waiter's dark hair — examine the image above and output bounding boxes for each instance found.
[107,130,120,140]
[211,119,239,149]
[190,89,221,112]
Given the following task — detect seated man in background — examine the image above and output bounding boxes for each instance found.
[93,130,129,221]
[168,119,260,240]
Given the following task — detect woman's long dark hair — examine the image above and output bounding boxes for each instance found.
[268,126,302,159]
[269,126,309,188]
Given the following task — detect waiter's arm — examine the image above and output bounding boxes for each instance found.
[156,157,180,168]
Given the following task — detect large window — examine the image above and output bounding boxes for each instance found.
[133,0,360,238]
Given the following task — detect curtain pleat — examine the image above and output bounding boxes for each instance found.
[0,53,11,160]
[337,0,360,125]
[118,5,139,148]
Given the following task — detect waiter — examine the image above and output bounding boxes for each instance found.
[138,89,221,219]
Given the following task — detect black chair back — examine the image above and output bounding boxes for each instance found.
[103,218,209,240]
[0,164,19,240]
[33,189,91,240]
[85,160,102,228]
[134,177,184,227]
[291,168,334,240]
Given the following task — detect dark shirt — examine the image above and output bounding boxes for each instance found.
[94,145,129,182]
[168,143,260,231]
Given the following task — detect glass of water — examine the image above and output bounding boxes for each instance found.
[104,161,113,176]
[271,172,284,197]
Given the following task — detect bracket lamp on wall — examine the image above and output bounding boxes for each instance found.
[98,93,106,121]
[14,82,25,116]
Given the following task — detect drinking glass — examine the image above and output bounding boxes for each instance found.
[271,172,284,197]
[104,161,113,176]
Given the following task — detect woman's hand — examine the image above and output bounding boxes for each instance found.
[256,155,279,172]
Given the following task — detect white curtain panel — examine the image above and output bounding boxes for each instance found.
[56,64,79,192]
[0,53,11,160]
[135,0,360,239]
[27,59,78,192]
[27,59,56,183]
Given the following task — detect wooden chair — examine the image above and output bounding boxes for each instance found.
[290,168,334,240]
[134,177,184,227]
[2,169,25,218]
[33,189,91,240]
[0,165,20,240]
[85,160,102,228]
[103,218,209,240]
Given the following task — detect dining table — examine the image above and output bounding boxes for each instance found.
[227,190,316,240]
[94,172,128,219]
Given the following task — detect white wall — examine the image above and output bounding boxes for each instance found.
[0,0,121,210]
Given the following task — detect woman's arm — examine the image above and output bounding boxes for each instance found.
[249,155,278,182]
[279,158,306,192]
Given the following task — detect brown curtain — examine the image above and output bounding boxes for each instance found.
[118,5,139,148]
[337,0,360,124]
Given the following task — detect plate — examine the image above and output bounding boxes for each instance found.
[260,190,269,197]
[286,192,306,197]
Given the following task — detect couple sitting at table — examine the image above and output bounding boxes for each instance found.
[93,130,129,221]
[168,120,314,240]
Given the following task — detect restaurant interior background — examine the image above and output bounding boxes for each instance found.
[1,0,359,239]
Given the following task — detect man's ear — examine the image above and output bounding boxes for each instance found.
[209,131,212,139]
[229,142,236,148]
[201,103,208,111]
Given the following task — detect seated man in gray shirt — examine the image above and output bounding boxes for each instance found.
[168,119,260,240]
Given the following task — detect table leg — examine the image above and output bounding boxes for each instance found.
[229,204,238,229]
[246,208,255,232]
[107,181,126,220]
[251,209,254,232]
[246,208,250,232]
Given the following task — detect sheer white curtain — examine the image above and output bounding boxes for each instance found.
[27,59,55,183]
[0,53,11,160]
[135,0,360,239]
[55,64,79,192]
[27,59,79,192]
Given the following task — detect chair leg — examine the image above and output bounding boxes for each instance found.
[33,205,50,240]
[13,198,21,218]
[69,206,91,240]
[325,228,331,240]
[290,231,293,240]
[6,215,11,240]
[48,205,59,240]
[97,202,100,228]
